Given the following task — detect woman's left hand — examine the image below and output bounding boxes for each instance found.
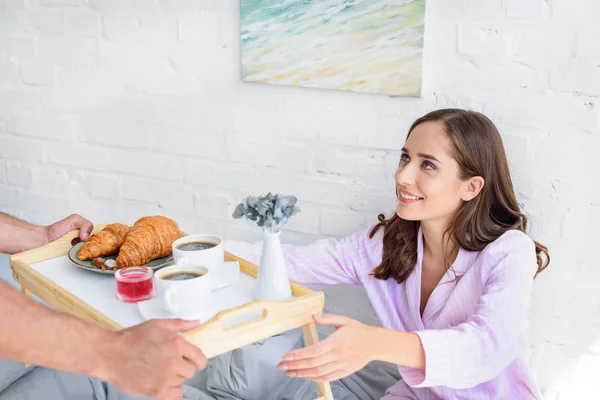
[277,314,375,382]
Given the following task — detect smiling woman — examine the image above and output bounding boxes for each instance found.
[371,109,549,287]
[226,108,550,400]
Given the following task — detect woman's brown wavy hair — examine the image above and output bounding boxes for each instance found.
[369,109,549,284]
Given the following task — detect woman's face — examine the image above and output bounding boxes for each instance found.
[394,121,474,224]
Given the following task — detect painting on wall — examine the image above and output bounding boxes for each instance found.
[240,0,426,97]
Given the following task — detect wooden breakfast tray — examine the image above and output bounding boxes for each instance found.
[9,225,334,400]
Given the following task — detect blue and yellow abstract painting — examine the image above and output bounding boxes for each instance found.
[241,0,426,97]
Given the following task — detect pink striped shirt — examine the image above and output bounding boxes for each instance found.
[225,226,542,399]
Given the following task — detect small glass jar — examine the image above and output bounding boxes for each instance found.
[115,266,154,303]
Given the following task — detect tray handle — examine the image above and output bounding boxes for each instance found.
[181,292,324,359]
[210,299,270,331]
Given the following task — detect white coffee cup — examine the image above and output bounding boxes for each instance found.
[154,265,212,319]
[172,234,224,274]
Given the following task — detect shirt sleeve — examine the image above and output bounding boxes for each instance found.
[224,226,383,290]
[402,230,538,389]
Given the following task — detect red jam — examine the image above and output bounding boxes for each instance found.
[115,266,154,302]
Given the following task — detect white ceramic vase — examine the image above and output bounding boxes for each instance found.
[255,231,292,301]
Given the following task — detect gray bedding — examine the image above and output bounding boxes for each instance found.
[0,329,400,400]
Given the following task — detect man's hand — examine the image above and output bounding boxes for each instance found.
[0,212,93,254]
[45,214,94,243]
[99,319,207,400]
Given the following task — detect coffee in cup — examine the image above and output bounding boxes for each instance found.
[175,241,217,251]
[160,270,205,281]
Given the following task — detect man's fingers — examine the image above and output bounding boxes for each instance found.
[152,318,201,333]
[66,214,93,240]
[181,342,208,370]
[177,357,198,380]
[161,386,184,400]
[183,344,208,369]
[48,214,94,242]
[173,374,190,387]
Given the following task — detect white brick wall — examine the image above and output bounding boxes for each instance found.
[0,0,598,398]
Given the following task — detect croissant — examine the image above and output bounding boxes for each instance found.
[76,223,130,261]
[115,216,179,268]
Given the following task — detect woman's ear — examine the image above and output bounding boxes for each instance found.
[462,176,485,201]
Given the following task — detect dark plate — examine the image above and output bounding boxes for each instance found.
[67,242,174,275]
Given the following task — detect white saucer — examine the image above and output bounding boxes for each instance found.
[211,261,240,290]
[138,296,213,322]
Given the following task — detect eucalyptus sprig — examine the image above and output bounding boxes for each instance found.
[232,193,300,233]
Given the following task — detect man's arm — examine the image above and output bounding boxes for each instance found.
[0,213,104,375]
[0,212,47,254]
[0,279,111,376]
[0,213,93,254]
[0,278,207,399]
